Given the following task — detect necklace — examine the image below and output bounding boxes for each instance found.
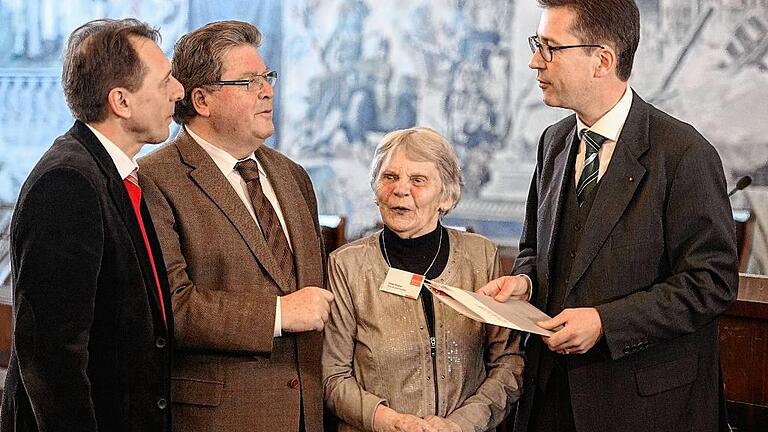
[381,225,444,278]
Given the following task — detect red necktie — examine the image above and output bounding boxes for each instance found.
[124,170,167,325]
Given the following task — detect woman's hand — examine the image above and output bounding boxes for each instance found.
[374,405,438,432]
[423,415,461,432]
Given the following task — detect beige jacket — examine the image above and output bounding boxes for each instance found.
[323,229,524,432]
[140,130,325,432]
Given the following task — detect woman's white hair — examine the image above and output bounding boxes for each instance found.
[370,127,464,215]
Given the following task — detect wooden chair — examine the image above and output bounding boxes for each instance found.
[319,215,347,256]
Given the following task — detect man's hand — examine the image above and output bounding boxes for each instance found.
[423,416,461,432]
[374,405,437,432]
[280,286,334,332]
[538,307,603,354]
[476,275,531,302]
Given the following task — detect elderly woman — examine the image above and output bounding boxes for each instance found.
[323,127,523,432]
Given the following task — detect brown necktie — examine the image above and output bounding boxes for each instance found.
[235,159,296,289]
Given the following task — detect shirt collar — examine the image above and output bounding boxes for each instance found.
[576,85,633,142]
[85,123,138,180]
[185,126,264,177]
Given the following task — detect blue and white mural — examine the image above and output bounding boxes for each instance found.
[281,0,536,240]
[1,0,767,248]
[281,0,768,241]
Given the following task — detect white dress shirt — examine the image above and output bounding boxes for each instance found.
[186,126,288,337]
[85,124,138,180]
[574,86,633,185]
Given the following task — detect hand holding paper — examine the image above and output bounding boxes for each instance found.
[476,275,531,302]
[426,280,553,336]
[540,308,604,354]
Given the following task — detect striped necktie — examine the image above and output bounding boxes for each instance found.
[235,159,297,290]
[576,129,608,207]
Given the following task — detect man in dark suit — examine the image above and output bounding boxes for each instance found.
[1,19,183,431]
[139,21,332,432]
[479,1,738,431]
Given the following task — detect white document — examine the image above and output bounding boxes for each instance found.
[426,281,554,336]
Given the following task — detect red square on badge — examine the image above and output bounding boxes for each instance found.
[410,274,424,286]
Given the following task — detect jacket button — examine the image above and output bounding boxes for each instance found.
[574,224,581,231]
[155,337,166,348]
[157,398,167,409]
[288,378,300,389]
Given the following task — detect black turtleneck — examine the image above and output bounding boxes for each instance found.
[379,223,449,279]
[378,223,450,337]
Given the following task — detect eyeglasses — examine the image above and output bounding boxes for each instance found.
[209,70,278,91]
[528,35,604,62]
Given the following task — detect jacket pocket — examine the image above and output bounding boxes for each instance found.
[171,355,224,406]
[171,377,223,406]
[634,354,698,396]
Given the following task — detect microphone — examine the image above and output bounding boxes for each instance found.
[728,175,752,197]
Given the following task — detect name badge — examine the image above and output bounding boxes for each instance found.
[379,267,424,299]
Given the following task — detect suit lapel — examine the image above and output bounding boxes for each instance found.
[174,131,291,293]
[141,200,175,333]
[541,123,579,283]
[567,93,650,292]
[71,121,167,326]
[256,146,317,293]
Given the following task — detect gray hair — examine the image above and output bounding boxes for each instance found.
[171,20,262,124]
[370,127,463,215]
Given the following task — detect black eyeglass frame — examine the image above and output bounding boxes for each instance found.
[528,35,604,62]
[208,70,278,90]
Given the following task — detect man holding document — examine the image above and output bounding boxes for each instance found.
[478,1,738,431]
[322,127,524,432]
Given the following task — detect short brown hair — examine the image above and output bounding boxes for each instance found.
[538,0,640,81]
[172,20,262,124]
[61,18,160,123]
[371,127,464,215]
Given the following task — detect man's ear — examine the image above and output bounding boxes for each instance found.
[191,88,211,118]
[107,87,132,119]
[595,46,617,79]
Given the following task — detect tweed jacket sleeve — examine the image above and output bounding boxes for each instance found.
[140,167,278,354]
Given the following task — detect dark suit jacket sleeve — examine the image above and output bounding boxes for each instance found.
[513,130,547,293]
[140,173,278,354]
[596,137,738,360]
[11,168,102,430]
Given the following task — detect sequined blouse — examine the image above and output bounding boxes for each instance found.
[322,228,524,432]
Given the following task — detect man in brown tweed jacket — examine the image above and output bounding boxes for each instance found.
[140,21,332,432]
